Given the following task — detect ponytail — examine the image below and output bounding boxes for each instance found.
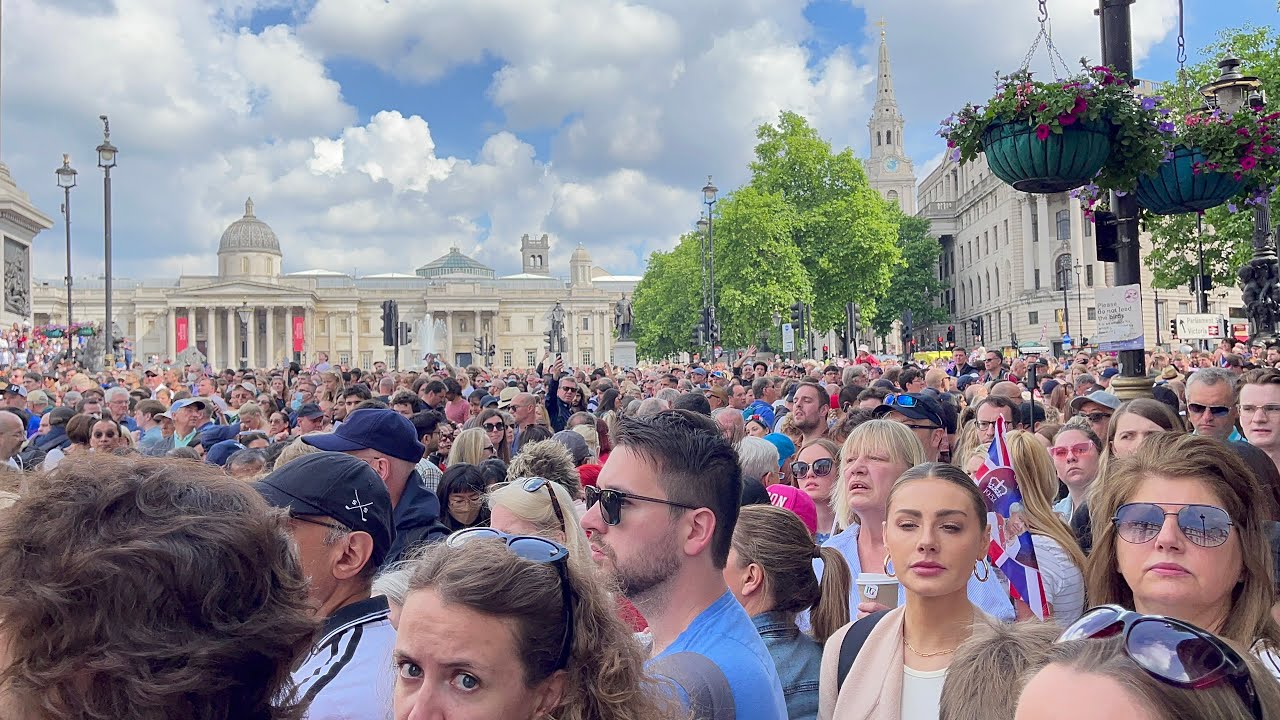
[810,545,852,644]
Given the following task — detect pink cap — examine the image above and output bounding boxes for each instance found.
[767,484,818,537]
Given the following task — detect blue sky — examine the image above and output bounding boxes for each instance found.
[5,0,1277,282]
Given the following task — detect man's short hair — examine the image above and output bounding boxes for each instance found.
[1186,366,1238,395]
[0,455,315,717]
[612,411,741,568]
[751,376,774,398]
[341,384,373,401]
[795,381,830,409]
[673,392,712,416]
[389,389,422,410]
[899,367,923,388]
[736,436,780,485]
[974,394,1020,419]
[1241,367,1280,388]
[409,410,444,441]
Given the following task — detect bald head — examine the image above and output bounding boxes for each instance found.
[0,411,24,460]
[991,381,1023,400]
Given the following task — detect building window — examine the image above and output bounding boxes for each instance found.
[339,352,351,366]
[504,318,511,332]
[360,351,372,370]
[582,317,590,331]
[1003,219,1009,245]
[362,318,371,334]
[241,257,250,273]
[877,132,882,146]
[581,349,592,366]
[984,231,989,255]
[1055,254,1073,291]
[527,317,534,332]
[1030,203,1039,242]
[886,130,893,145]
[340,317,349,333]
[460,319,468,333]
[1087,308,1097,320]
[886,190,899,206]
[1034,269,1041,289]
[1086,265,1095,287]
[1056,209,1071,241]
[1179,301,1191,314]
[503,350,513,367]
[1083,209,1092,236]
[1029,311,1039,325]
[526,350,537,367]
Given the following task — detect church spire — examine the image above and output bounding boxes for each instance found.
[865,20,916,215]
[875,19,896,106]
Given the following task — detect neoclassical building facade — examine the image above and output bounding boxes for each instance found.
[31,199,637,370]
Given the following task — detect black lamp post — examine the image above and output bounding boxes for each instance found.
[96,116,118,367]
[1202,54,1274,345]
[54,154,77,337]
[238,302,252,370]
[695,176,719,355]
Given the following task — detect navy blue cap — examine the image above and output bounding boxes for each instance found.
[296,402,325,420]
[303,408,425,464]
[255,452,395,568]
[205,440,245,467]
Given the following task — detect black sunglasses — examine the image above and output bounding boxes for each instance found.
[1187,403,1233,417]
[583,485,698,526]
[791,458,835,478]
[1113,502,1234,548]
[1059,605,1261,719]
[446,528,574,670]
[482,421,505,431]
[520,476,567,535]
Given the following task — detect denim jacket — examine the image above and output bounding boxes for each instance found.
[751,611,821,720]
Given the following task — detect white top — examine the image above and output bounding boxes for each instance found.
[293,596,397,720]
[1253,642,1280,681]
[900,665,946,720]
[1030,534,1086,626]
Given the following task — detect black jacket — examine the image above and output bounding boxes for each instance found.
[544,375,574,432]
[383,470,450,567]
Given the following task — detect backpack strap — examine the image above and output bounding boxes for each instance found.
[648,651,736,720]
[837,610,890,690]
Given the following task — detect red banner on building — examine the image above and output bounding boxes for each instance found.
[176,316,189,353]
[292,315,305,353]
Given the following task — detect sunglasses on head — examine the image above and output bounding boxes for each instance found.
[583,485,698,526]
[1113,502,1234,548]
[791,458,835,478]
[1059,605,1261,719]
[446,528,574,670]
[1188,403,1233,417]
[520,476,567,535]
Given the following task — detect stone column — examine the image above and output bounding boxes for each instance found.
[474,309,483,358]
[166,308,176,362]
[304,306,314,362]
[326,311,335,359]
[226,308,237,368]
[445,311,454,363]
[347,310,357,367]
[1019,196,1035,291]
[1035,195,1052,284]
[246,309,258,369]
[206,307,218,371]
[185,307,195,357]
[265,306,275,370]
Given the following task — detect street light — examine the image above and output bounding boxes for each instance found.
[54,154,77,343]
[96,116,118,368]
[1202,54,1274,344]
[701,176,718,352]
[1074,261,1084,350]
[238,301,252,370]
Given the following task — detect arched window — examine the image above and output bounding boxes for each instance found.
[886,130,893,145]
[995,267,1001,297]
[877,132,882,146]
[1056,209,1071,241]
[886,190,899,206]
[1055,254,1073,291]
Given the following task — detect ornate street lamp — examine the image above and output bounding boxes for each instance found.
[238,302,252,369]
[1202,55,1274,344]
[96,116,118,367]
[54,154,77,341]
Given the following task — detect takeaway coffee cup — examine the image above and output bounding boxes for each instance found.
[855,572,900,609]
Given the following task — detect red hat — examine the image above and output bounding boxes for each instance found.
[577,463,602,488]
[767,484,818,536]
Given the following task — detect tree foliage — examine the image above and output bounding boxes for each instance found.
[631,234,702,359]
[871,211,949,336]
[1144,25,1280,289]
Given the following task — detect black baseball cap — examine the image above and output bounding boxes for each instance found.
[303,408,426,463]
[296,402,325,420]
[254,452,395,568]
[872,392,946,428]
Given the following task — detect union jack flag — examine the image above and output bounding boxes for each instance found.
[974,415,1052,620]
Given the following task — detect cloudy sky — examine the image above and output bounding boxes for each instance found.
[7,0,1275,282]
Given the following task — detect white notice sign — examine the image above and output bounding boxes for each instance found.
[781,323,795,352]
[1095,284,1145,352]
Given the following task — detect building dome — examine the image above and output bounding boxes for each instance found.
[416,247,495,280]
[218,197,281,256]
[571,244,591,263]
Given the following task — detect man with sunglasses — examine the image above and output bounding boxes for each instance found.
[254,452,397,720]
[581,411,787,720]
[873,392,947,462]
[543,356,575,432]
[1186,368,1280,495]
[1068,390,1120,440]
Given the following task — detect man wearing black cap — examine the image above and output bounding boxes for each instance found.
[255,452,397,719]
[304,409,448,564]
[295,402,328,435]
[874,393,947,462]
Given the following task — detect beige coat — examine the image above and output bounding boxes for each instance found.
[817,607,907,720]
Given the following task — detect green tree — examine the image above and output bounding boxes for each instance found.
[870,212,949,336]
[631,234,702,359]
[1144,25,1280,289]
[712,187,811,346]
[750,111,901,333]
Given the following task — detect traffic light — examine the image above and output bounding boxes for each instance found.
[380,300,398,346]
[488,344,496,358]
[544,329,555,352]
[946,325,956,345]
[936,336,944,350]
[709,320,721,345]
[474,337,484,355]
[851,304,861,327]
[398,321,412,346]
[1094,210,1119,263]
[791,302,805,326]
[1169,319,1178,338]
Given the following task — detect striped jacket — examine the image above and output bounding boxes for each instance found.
[293,595,397,719]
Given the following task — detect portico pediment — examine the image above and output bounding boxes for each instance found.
[168,279,314,304]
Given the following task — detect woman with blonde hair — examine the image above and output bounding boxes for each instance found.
[821,420,1014,621]
[1085,431,1280,678]
[794,438,840,542]
[316,370,343,404]
[447,426,495,467]
[1005,431,1087,625]
[392,533,677,720]
[489,475,591,581]
[237,401,266,432]
[725,505,852,720]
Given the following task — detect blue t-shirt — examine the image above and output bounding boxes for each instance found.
[648,590,788,720]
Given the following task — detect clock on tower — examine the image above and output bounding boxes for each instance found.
[883,156,900,173]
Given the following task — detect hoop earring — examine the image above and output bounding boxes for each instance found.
[974,559,990,582]
[883,553,896,577]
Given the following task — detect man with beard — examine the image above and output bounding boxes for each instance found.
[581,411,786,719]
[788,381,829,446]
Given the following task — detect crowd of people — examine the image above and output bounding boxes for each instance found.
[1,339,1280,720]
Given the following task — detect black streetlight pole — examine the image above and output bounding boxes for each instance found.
[54,154,77,339]
[1098,0,1147,394]
[96,116,118,368]
[695,176,719,357]
[1075,261,1084,348]
[1061,268,1071,350]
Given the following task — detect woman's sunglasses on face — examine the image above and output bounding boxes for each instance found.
[790,458,834,478]
[1112,502,1233,548]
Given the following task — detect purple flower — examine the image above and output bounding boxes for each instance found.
[1163,150,1176,162]
[1158,121,1176,133]
[948,147,962,162]
[1228,202,1239,213]
[1159,107,1172,116]
[1141,97,1158,110]
[1115,190,1128,197]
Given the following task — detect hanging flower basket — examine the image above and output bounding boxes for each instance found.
[76,326,96,337]
[982,119,1112,193]
[1136,146,1246,215]
[43,328,65,338]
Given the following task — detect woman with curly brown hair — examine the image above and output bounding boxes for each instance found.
[393,532,678,720]
[0,454,316,719]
